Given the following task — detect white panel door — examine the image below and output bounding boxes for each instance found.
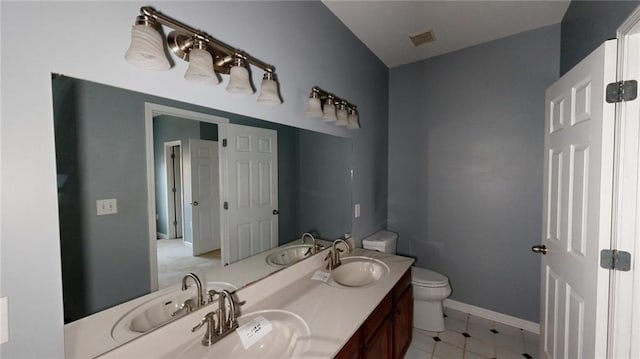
[225,124,278,265]
[539,40,616,359]
[189,139,220,256]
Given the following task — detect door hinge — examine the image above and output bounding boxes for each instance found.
[171,153,176,159]
[171,187,176,193]
[222,138,228,147]
[600,249,631,271]
[606,80,638,103]
[223,201,228,210]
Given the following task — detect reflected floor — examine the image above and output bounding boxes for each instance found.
[156,239,221,289]
[405,307,539,359]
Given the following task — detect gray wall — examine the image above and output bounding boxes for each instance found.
[560,0,639,75]
[297,130,353,239]
[388,24,560,322]
[53,77,151,323]
[2,1,380,356]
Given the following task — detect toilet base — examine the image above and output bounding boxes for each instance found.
[413,299,445,332]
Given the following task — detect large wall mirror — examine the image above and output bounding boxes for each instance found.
[52,75,353,351]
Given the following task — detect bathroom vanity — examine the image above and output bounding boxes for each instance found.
[97,247,414,358]
[335,268,413,359]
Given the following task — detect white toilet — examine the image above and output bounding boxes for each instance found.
[362,231,451,332]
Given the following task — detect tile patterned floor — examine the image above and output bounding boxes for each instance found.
[405,307,539,359]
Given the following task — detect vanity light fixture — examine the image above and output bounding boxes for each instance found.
[322,95,338,123]
[257,72,281,104]
[226,56,253,94]
[305,86,360,129]
[335,101,349,126]
[347,107,360,129]
[124,15,170,70]
[304,88,323,117]
[183,40,220,85]
[125,6,281,104]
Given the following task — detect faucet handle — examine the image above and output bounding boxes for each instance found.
[192,312,216,332]
[207,289,220,303]
[324,249,335,270]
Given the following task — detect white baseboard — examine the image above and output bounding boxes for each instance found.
[156,232,168,240]
[443,299,540,334]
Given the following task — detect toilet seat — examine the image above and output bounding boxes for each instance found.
[412,266,449,288]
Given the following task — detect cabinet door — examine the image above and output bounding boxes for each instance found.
[394,286,413,359]
[363,316,393,359]
[336,329,361,359]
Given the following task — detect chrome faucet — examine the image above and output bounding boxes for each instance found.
[192,312,217,346]
[331,239,350,269]
[220,290,240,330]
[193,289,244,346]
[301,232,320,255]
[182,272,204,308]
[324,249,337,270]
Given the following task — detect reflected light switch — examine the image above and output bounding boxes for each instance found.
[97,199,118,215]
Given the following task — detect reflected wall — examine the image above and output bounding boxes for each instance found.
[53,76,352,323]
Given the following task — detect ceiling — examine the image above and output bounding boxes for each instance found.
[322,1,570,68]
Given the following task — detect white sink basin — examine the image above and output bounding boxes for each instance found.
[164,309,311,359]
[330,256,389,288]
[266,244,315,267]
[111,281,238,343]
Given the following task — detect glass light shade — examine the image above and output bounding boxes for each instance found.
[226,66,254,94]
[322,103,337,122]
[335,108,349,126]
[305,98,323,118]
[257,78,281,104]
[124,25,170,70]
[184,48,220,85]
[347,112,360,129]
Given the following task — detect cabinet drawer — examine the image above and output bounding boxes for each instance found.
[363,294,392,343]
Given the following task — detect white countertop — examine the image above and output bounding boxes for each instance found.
[98,248,414,358]
[64,239,332,358]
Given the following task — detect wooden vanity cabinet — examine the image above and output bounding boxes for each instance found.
[335,268,413,359]
[393,285,413,358]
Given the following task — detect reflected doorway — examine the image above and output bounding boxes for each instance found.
[163,141,183,240]
[147,103,230,291]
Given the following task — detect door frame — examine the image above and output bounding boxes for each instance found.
[608,5,640,357]
[163,140,183,240]
[144,103,229,291]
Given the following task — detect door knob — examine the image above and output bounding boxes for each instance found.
[531,244,548,255]
[272,209,279,215]
[192,201,199,206]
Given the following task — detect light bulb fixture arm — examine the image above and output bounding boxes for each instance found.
[311,86,357,112]
[139,6,275,73]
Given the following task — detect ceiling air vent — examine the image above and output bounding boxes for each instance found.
[409,29,436,47]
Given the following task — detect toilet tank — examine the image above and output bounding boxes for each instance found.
[362,230,397,254]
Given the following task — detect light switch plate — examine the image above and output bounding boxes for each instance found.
[1,296,8,344]
[96,199,118,215]
[355,204,361,218]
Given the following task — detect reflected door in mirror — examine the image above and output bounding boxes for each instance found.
[226,124,278,265]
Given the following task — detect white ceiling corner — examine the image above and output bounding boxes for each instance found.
[322,1,570,68]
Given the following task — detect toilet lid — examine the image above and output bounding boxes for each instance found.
[411,266,449,287]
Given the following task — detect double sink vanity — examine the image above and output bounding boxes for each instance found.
[78,239,414,358]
